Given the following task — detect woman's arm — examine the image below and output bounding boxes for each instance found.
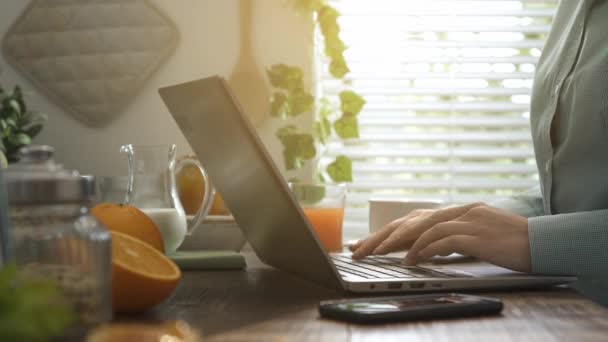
[529,209,608,276]
[529,210,608,305]
[488,185,544,218]
[401,207,608,305]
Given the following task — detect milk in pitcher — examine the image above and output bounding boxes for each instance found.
[141,208,187,254]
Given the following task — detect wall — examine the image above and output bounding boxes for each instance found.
[0,0,314,178]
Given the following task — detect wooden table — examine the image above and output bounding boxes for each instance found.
[126,254,608,341]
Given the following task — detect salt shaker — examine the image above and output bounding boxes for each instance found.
[4,145,112,328]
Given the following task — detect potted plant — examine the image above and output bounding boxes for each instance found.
[0,84,46,168]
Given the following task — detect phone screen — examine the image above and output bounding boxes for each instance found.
[333,294,477,313]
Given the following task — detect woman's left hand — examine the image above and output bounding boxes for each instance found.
[404,205,532,272]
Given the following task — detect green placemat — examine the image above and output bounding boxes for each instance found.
[168,251,247,270]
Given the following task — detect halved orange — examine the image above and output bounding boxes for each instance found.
[110,231,181,313]
[92,203,165,253]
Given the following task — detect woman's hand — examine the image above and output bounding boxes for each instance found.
[350,204,531,273]
[350,202,485,259]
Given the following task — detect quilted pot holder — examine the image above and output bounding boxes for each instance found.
[2,0,179,126]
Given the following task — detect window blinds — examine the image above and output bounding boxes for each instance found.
[316,0,557,240]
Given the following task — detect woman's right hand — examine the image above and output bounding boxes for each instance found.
[349,202,485,259]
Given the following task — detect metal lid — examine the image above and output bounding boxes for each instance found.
[5,145,96,205]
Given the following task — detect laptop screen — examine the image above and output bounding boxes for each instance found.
[159,76,343,290]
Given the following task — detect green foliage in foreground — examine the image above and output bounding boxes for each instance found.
[0,264,75,341]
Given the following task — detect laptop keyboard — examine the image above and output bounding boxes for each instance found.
[331,255,469,279]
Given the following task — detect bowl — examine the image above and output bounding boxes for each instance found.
[180,215,246,252]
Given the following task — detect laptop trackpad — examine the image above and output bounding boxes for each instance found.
[423,254,525,277]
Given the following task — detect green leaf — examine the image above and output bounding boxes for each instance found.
[324,33,347,59]
[270,89,313,118]
[327,155,353,182]
[340,90,366,115]
[5,118,17,130]
[24,124,43,139]
[5,99,22,117]
[276,125,297,142]
[12,85,24,100]
[0,151,6,169]
[288,89,314,116]
[270,92,288,118]
[21,113,47,139]
[317,5,350,78]
[293,0,324,12]
[277,128,316,170]
[13,86,27,113]
[266,64,304,91]
[295,133,316,159]
[22,110,47,122]
[318,6,340,37]
[291,184,326,205]
[329,56,350,79]
[283,149,299,170]
[14,133,31,146]
[333,115,359,139]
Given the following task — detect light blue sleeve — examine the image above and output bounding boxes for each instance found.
[487,188,608,304]
[528,209,608,305]
[488,185,544,218]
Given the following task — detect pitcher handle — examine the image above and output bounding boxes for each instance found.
[177,159,215,235]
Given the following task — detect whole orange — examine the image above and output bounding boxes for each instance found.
[110,231,181,313]
[176,156,231,216]
[210,192,230,216]
[92,203,164,253]
[176,160,207,215]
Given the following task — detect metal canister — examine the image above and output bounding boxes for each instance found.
[4,145,112,328]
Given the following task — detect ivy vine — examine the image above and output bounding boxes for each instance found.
[266,0,365,183]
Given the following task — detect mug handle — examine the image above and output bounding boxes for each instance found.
[176,158,215,235]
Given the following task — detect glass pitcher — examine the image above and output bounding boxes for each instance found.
[120,144,214,253]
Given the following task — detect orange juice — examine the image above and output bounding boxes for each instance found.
[303,207,344,252]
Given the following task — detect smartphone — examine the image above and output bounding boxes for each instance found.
[319,293,503,324]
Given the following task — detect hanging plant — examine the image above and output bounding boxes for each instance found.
[267,0,365,183]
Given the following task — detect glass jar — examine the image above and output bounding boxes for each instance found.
[4,145,112,329]
[0,168,11,266]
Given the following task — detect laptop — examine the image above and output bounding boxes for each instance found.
[158,76,575,293]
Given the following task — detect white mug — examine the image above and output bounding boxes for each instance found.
[369,198,443,233]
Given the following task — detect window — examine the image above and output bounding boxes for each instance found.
[316,0,558,240]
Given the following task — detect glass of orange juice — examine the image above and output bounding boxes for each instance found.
[289,182,347,253]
